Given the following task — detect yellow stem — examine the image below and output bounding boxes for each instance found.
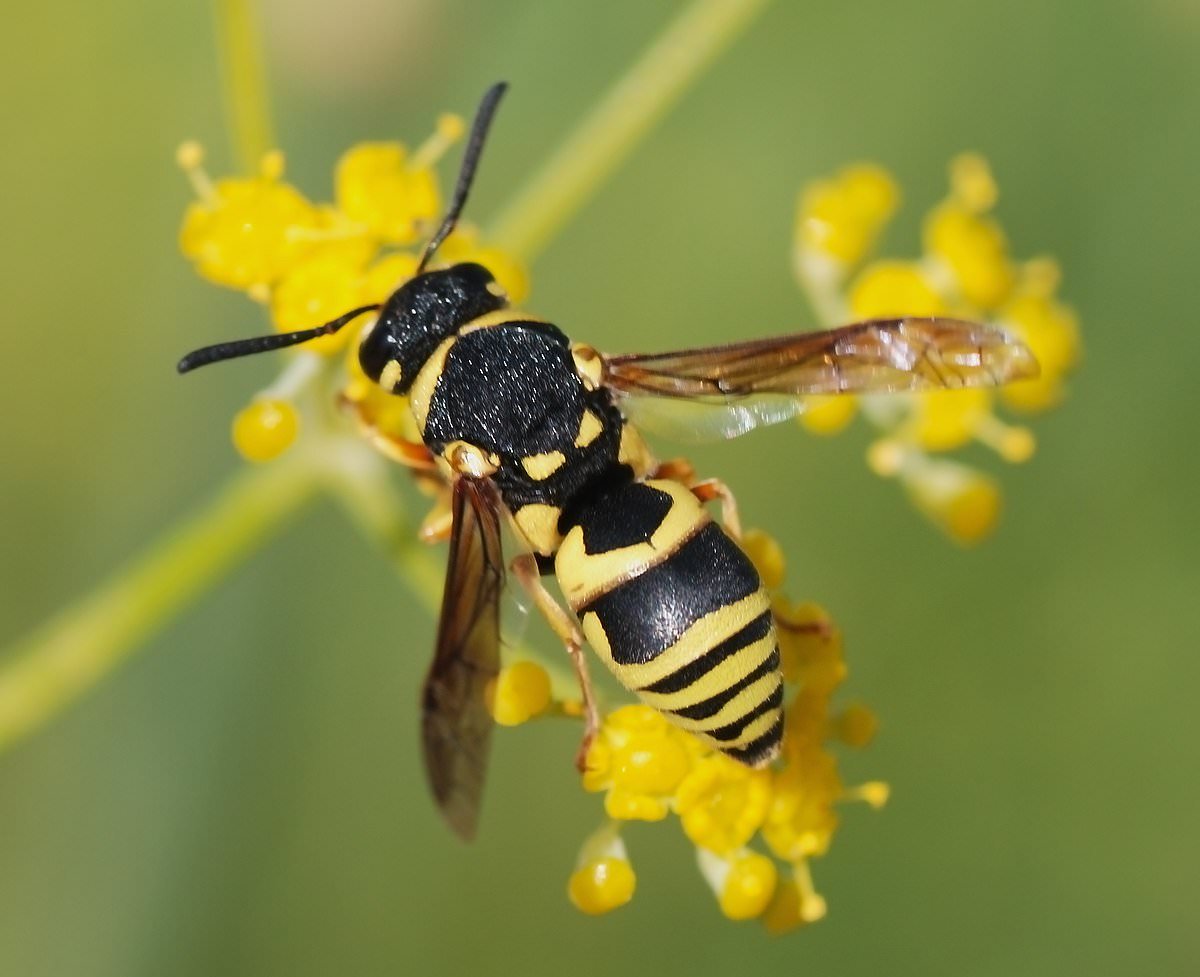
[487,0,774,263]
[215,0,276,171]
[0,456,318,751]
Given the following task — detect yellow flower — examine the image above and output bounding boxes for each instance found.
[487,661,552,726]
[675,753,773,854]
[796,163,899,267]
[998,261,1081,413]
[177,114,520,460]
[231,398,299,462]
[179,149,318,293]
[793,153,1080,543]
[335,142,442,246]
[902,454,1003,545]
[761,862,828,934]
[697,847,779,920]
[568,823,636,915]
[582,705,698,821]
[850,260,946,318]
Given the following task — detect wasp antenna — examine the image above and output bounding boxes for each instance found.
[176,304,381,374]
[416,81,509,275]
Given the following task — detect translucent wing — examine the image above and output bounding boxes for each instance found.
[421,477,505,841]
[603,316,1038,441]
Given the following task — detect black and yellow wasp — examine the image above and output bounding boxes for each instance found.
[179,83,1037,839]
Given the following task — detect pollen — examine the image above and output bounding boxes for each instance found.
[582,705,696,821]
[568,823,636,915]
[179,149,319,292]
[849,260,945,318]
[488,661,552,726]
[676,754,773,855]
[798,394,857,435]
[761,862,828,934]
[903,388,994,452]
[270,246,373,355]
[903,456,1002,545]
[831,702,879,748]
[568,857,637,915]
[335,142,443,246]
[231,398,299,462]
[796,163,899,266]
[740,529,786,591]
[998,285,1081,413]
[697,848,778,921]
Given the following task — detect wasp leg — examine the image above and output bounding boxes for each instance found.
[509,553,600,771]
[419,499,454,543]
[652,458,743,539]
[651,456,698,484]
[338,393,438,471]
[688,478,744,541]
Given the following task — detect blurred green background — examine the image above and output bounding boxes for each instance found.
[2,0,1198,974]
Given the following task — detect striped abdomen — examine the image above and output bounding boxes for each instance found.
[555,479,783,765]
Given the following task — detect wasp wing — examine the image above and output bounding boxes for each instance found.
[421,476,505,841]
[602,316,1038,441]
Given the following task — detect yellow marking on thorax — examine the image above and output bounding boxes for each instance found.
[458,309,547,335]
[408,336,456,434]
[554,479,708,611]
[570,343,604,391]
[617,425,654,480]
[443,440,500,478]
[574,409,603,448]
[581,590,771,690]
[513,503,564,557]
[521,450,567,481]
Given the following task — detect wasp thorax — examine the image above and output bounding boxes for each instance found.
[358,262,506,394]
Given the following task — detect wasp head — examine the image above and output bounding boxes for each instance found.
[358,262,507,394]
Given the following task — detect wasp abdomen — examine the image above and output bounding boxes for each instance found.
[556,479,783,766]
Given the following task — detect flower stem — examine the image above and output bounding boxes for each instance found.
[0,456,318,751]
[320,449,580,699]
[487,0,774,263]
[214,0,276,171]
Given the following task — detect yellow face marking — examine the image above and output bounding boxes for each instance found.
[570,343,604,391]
[458,309,547,335]
[378,359,403,392]
[554,480,708,610]
[408,336,456,434]
[520,450,567,481]
[485,280,507,299]
[443,440,500,478]
[617,425,654,480]
[513,503,564,557]
[574,409,603,449]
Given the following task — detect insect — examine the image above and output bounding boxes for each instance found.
[178,82,1038,839]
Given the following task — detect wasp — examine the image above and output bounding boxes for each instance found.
[178,82,1038,839]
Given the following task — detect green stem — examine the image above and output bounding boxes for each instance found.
[0,457,318,751]
[487,0,774,263]
[320,449,580,699]
[214,0,276,171]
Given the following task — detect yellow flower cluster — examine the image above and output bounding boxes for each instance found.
[794,154,1081,544]
[496,529,886,931]
[175,117,528,462]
